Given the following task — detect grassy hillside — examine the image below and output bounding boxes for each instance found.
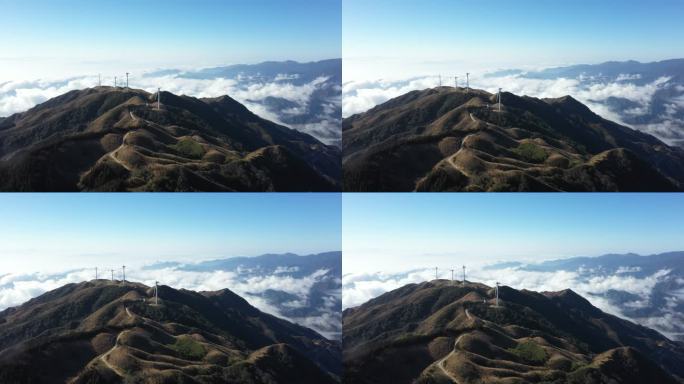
[343,86,684,191]
[343,280,683,384]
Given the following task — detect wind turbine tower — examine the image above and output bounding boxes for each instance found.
[155,281,159,305]
[122,265,126,284]
[462,265,466,286]
[114,76,117,88]
[435,267,438,280]
[125,73,129,88]
[498,88,502,112]
[495,282,500,306]
[110,269,114,282]
[451,268,455,284]
[95,267,98,280]
[157,88,161,110]
[98,74,101,87]
[466,73,470,93]
[454,76,458,88]
[438,74,442,87]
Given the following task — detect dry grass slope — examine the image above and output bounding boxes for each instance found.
[343,86,684,191]
[343,280,684,384]
[0,87,341,191]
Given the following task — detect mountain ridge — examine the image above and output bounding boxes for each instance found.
[484,251,684,342]
[484,58,684,148]
[343,86,684,191]
[343,280,684,383]
[0,279,341,383]
[0,86,341,191]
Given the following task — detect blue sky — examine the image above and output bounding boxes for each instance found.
[0,0,341,79]
[344,0,684,80]
[343,193,684,273]
[0,193,341,273]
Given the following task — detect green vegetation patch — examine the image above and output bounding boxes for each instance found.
[170,335,207,360]
[513,142,548,163]
[170,138,205,159]
[507,341,548,364]
[570,360,588,371]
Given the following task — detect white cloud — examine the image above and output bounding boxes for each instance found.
[0,269,93,309]
[342,269,434,309]
[0,78,95,116]
[274,266,300,274]
[616,266,642,274]
[342,76,439,117]
[292,311,341,339]
[274,73,300,81]
[616,73,642,81]
[634,119,684,143]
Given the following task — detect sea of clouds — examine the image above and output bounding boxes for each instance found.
[342,73,684,146]
[0,71,340,145]
[343,264,683,341]
[0,264,341,340]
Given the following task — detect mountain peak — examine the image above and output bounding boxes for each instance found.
[544,94,597,116]
[0,87,341,191]
[343,86,684,192]
[343,281,684,383]
[542,287,596,309]
[0,280,340,383]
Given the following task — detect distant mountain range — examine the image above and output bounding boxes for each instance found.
[343,280,684,383]
[486,251,684,342]
[144,59,342,146]
[343,86,684,191]
[0,87,341,191]
[157,59,342,86]
[144,251,342,340]
[489,59,684,85]
[0,280,340,383]
[487,59,684,147]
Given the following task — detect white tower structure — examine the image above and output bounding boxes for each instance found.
[435,267,438,280]
[451,268,454,283]
[155,281,159,305]
[95,267,98,280]
[466,73,470,93]
[125,72,129,88]
[438,74,442,87]
[98,74,101,87]
[114,76,117,88]
[111,269,114,281]
[495,282,500,306]
[454,76,458,88]
[462,265,466,285]
[498,88,502,112]
[122,265,126,284]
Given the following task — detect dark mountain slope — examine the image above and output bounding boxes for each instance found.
[0,86,340,191]
[0,280,340,383]
[343,280,684,384]
[491,251,684,342]
[343,86,684,191]
[485,59,684,148]
[143,59,343,146]
[143,252,343,340]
